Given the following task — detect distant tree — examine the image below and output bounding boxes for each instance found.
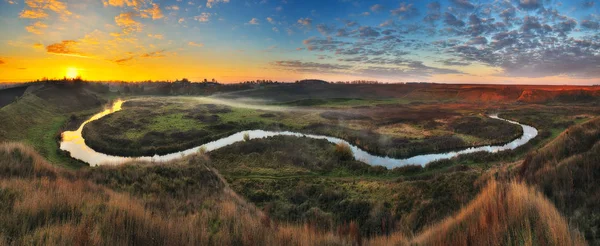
[203,78,208,83]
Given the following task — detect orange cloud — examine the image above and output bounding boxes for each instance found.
[19,9,48,19]
[140,3,163,20]
[114,56,134,64]
[46,40,84,57]
[115,12,142,34]
[188,41,204,47]
[0,59,4,65]
[33,43,44,49]
[140,50,165,58]
[148,33,164,39]
[102,0,144,8]
[21,0,72,20]
[25,21,48,35]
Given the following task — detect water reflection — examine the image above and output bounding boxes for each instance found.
[60,101,538,168]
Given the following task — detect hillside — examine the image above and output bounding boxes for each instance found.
[520,116,600,243]
[0,142,585,245]
[216,83,600,104]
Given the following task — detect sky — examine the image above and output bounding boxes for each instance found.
[0,0,599,84]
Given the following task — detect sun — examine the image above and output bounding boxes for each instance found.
[66,67,79,79]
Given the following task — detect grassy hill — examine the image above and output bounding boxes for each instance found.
[0,142,586,245]
[520,116,600,243]
[0,82,109,168]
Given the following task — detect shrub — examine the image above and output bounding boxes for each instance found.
[334,142,353,161]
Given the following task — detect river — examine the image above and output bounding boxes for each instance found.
[60,100,538,168]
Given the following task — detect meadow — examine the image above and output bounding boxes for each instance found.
[0,81,599,244]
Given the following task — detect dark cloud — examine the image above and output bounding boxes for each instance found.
[499,7,517,25]
[303,37,350,51]
[424,2,441,24]
[467,36,488,45]
[272,60,351,73]
[444,12,465,27]
[438,58,471,66]
[554,18,577,36]
[518,0,542,10]
[583,1,595,7]
[450,0,475,10]
[344,20,358,27]
[316,24,334,36]
[358,61,464,79]
[356,26,380,37]
[521,16,543,33]
[581,20,600,30]
[336,28,350,37]
[390,3,419,20]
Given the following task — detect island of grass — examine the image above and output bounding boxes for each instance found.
[82,96,524,158]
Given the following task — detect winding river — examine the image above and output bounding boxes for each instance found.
[60,100,538,168]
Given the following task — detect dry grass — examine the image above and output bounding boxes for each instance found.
[370,180,585,246]
[0,142,586,245]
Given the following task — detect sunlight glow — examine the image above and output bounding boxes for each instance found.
[66,67,79,79]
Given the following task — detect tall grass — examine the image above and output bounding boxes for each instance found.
[519,116,600,243]
[0,142,586,245]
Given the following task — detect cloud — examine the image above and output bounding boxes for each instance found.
[356,26,380,37]
[266,17,275,24]
[581,20,600,30]
[438,58,471,66]
[450,0,475,10]
[390,3,418,20]
[194,13,211,22]
[297,17,312,28]
[302,37,350,51]
[102,0,143,7]
[370,4,383,12]
[114,56,134,64]
[207,0,229,8]
[46,40,85,57]
[140,3,163,20]
[467,36,488,45]
[272,60,351,73]
[115,12,142,34]
[444,12,465,27]
[148,33,163,39]
[140,50,165,58]
[518,0,542,10]
[25,21,48,34]
[20,0,72,20]
[316,24,334,36]
[20,9,48,19]
[248,18,259,25]
[0,59,4,65]
[33,43,44,49]
[188,41,204,47]
[166,5,179,11]
[424,2,441,24]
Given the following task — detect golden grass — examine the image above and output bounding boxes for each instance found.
[372,180,586,246]
[0,142,586,245]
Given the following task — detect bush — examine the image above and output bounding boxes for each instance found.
[334,142,353,161]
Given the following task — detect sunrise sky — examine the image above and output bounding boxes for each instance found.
[0,0,599,84]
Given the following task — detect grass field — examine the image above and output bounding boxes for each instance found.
[1,82,599,244]
[83,96,526,158]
